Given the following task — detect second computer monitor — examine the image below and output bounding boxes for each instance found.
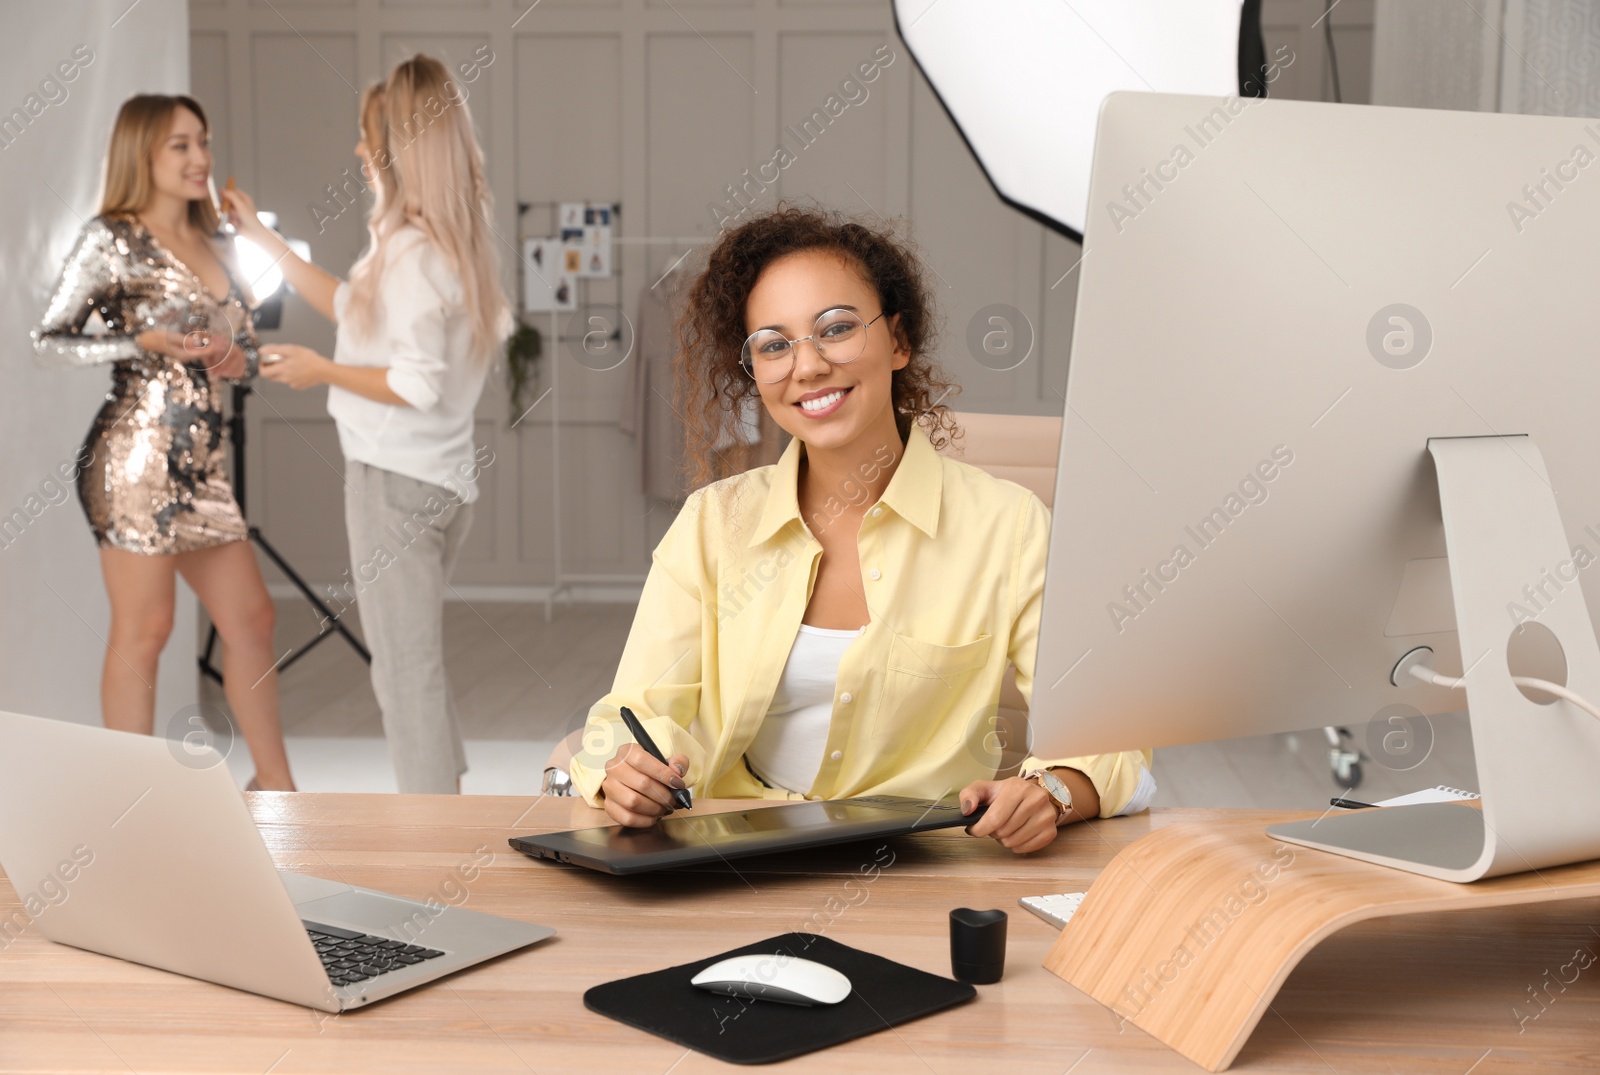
[1026,91,1600,879]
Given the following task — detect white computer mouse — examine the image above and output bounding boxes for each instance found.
[690,954,852,1006]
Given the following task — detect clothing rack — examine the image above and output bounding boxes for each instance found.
[513,202,702,620]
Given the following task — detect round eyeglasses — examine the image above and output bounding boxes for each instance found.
[739,309,886,384]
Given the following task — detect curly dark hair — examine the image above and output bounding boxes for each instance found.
[674,204,961,490]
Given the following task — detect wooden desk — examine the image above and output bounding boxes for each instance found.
[1,797,1595,1073]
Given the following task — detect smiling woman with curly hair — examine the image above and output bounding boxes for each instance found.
[568,205,1154,854]
[674,207,961,488]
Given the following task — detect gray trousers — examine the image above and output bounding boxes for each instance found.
[343,460,473,793]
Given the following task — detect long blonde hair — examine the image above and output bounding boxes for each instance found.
[100,94,220,234]
[344,55,507,363]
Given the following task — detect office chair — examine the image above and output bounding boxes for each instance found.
[937,412,1063,776]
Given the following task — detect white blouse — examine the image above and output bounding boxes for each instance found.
[745,624,864,795]
[329,225,492,503]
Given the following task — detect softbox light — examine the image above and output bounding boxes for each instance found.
[894,0,1264,241]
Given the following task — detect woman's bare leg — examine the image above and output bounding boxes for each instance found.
[98,547,176,734]
[176,540,295,791]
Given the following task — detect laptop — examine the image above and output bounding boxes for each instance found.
[509,794,987,875]
[0,710,553,1013]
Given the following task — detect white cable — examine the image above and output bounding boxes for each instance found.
[1514,678,1600,722]
[1406,662,1600,723]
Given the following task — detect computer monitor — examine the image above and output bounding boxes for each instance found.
[1027,91,1600,882]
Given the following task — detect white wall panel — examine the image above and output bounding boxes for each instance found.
[776,32,891,215]
[647,32,757,239]
[516,422,556,571]
[515,35,622,207]
[190,32,232,178]
[1263,0,1375,105]
[907,65,1039,414]
[251,33,364,289]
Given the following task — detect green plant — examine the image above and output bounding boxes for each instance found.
[505,320,543,421]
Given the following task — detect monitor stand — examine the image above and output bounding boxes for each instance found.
[1048,440,1600,1067]
[1044,811,1600,1071]
[1043,435,1600,1068]
[1268,434,1600,881]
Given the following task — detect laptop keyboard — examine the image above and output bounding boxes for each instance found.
[303,920,445,987]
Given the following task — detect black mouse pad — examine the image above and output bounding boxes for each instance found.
[583,932,977,1065]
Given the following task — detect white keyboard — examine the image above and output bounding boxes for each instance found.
[1019,891,1085,929]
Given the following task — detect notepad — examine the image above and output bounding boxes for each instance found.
[1373,785,1480,808]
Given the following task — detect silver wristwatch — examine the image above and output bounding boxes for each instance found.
[1025,768,1074,826]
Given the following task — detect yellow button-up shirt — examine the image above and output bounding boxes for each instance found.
[568,422,1150,815]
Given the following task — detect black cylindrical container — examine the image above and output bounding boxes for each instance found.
[949,907,1007,984]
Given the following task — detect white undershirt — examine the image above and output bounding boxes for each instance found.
[745,624,863,795]
[1121,766,1158,815]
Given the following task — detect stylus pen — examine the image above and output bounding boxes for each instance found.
[620,706,692,811]
[1329,797,1379,810]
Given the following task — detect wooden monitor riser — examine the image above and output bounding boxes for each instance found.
[1044,808,1600,1071]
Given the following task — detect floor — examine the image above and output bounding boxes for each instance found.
[206,597,630,794]
[206,598,1480,805]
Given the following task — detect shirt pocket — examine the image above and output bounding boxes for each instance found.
[872,632,994,751]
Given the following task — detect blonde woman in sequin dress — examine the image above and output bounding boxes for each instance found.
[32,95,296,791]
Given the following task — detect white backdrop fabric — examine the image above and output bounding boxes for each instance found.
[1,0,193,724]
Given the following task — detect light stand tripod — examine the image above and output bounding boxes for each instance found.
[198,380,371,684]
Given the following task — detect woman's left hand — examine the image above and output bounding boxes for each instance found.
[209,342,249,381]
[259,344,332,390]
[959,776,1061,854]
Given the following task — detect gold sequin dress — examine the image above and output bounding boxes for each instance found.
[32,214,260,555]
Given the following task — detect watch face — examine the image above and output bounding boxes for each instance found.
[1038,772,1072,808]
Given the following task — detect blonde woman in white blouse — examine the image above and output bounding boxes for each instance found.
[223,55,510,792]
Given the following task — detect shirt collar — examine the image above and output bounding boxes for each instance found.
[747,422,943,548]
[879,423,943,537]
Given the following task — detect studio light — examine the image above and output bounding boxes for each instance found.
[234,210,310,300]
[234,210,309,329]
[893,0,1263,240]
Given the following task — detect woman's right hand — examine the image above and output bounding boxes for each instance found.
[220,185,275,247]
[599,745,691,828]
